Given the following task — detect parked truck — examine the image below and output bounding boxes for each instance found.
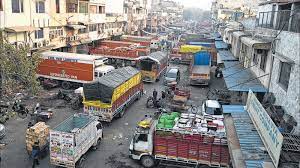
[83,67,143,122]
[189,51,211,86]
[129,114,230,168]
[90,43,150,68]
[50,114,103,168]
[37,51,114,89]
[137,51,168,82]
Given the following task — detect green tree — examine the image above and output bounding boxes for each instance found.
[0,31,42,98]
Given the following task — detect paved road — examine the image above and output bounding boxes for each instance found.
[0,63,225,168]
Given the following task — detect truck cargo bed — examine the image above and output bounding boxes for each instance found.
[191,66,210,74]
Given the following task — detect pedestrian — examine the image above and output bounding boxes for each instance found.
[161,90,166,99]
[32,141,40,168]
[152,89,158,101]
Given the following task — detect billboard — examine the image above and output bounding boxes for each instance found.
[246,90,283,167]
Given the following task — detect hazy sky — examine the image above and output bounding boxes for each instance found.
[173,0,213,10]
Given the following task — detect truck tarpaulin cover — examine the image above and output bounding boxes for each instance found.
[139,51,167,64]
[194,51,211,65]
[83,66,139,103]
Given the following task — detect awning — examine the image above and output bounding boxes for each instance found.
[232,31,251,39]
[223,61,268,92]
[218,50,238,62]
[4,26,40,33]
[67,41,81,47]
[80,38,93,44]
[223,105,273,168]
[78,21,96,25]
[241,37,271,49]
[273,52,295,63]
[66,25,86,29]
[215,41,228,50]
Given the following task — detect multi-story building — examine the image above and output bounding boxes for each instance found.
[220,0,300,134]
[124,0,148,35]
[0,0,108,53]
[146,0,183,34]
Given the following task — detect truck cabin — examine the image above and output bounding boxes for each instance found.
[202,100,223,116]
[94,65,115,79]
[131,117,154,154]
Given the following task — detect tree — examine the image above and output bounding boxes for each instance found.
[0,31,42,98]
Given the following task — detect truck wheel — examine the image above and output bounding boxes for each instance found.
[174,58,180,64]
[61,81,72,90]
[141,155,155,168]
[118,108,125,118]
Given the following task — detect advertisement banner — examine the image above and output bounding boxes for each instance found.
[246,90,283,167]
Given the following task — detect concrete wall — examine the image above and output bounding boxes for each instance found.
[269,31,300,134]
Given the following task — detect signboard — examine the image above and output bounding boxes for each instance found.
[246,90,283,167]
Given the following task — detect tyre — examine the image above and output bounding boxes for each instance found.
[140,155,156,168]
[61,81,72,90]
[174,58,180,64]
[118,107,125,118]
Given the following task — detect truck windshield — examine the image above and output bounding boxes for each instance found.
[206,107,222,115]
[166,71,177,78]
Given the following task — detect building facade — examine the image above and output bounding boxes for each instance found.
[220,0,300,134]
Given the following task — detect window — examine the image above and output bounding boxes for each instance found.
[55,0,60,13]
[253,54,258,64]
[0,0,3,11]
[278,61,291,90]
[99,6,105,14]
[90,5,97,13]
[66,0,78,13]
[79,2,88,13]
[49,27,63,38]
[135,134,148,142]
[260,54,267,71]
[78,28,86,34]
[36,1,45,13]
[35,28,44,39]
[89,24,97,32]
[12,0,24,13]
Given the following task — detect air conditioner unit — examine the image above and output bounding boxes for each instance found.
[50,34,56,39]
[38,42,43,48]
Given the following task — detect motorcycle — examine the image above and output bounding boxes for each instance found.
[12,100,29,119]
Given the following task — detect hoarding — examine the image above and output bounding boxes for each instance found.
[246,90,283,167]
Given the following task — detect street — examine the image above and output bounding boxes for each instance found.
[0,63,225,168]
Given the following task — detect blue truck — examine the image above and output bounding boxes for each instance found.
[189,51,211,86]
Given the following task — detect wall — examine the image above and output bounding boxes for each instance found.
[269,31,300,134]
[106,0,124,13]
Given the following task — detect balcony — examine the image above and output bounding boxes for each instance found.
[256,10,300,33]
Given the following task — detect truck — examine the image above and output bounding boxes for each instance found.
[137,51,168,82]
[37,51,114,89]
[121,35,160,52]
[169,48,191,65]
[90,43,150,68]
[50,114,103,168]
[83,67,143,122]
[129,114,230,168]
[189,51,211,86]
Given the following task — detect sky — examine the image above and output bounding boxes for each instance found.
[173,0,213,10]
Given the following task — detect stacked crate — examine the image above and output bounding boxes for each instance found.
[26,122,49,153]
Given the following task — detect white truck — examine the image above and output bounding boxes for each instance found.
[50,114,103,168]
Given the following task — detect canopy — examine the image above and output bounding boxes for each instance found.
[66,25,86,29]
[215,41,228,50]
[241,37,271,49]
[5,26,40,33]
[218,50,238,62]
[223,61,267,92]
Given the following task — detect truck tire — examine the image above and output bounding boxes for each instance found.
[174,58,180,64]
[118,107,125,118]
[61,81,72,90]
[141,155,156,168]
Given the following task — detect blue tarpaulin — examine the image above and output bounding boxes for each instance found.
[218,50,238,62]
[194,52,211,65]
[215,41,228,50]
[223,61,267,92]
[223,105,273,168]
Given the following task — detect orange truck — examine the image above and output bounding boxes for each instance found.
[90,41,150,67]
[37,51,114,89]
[121,35,160,52]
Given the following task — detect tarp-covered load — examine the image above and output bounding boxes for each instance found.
[83,66,140,103]
[139,51,168,64]
[179,45,208,53]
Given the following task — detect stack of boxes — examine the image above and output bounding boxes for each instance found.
[26,122,49,153]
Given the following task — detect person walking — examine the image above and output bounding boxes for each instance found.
[152,89,158,107]
[32,141,40,168]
